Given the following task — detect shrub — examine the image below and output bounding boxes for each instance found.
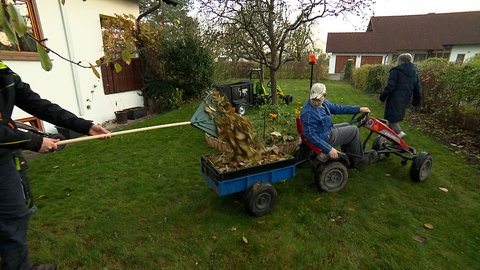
[343,59,354,81]
[141,75,183,113]
[163,34,214,99]
[351,64,371,91]
[366,64,390,94]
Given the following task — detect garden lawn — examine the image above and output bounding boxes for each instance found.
[27,80,479,269]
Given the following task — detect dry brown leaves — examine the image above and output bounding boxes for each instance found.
[205,91,289,172]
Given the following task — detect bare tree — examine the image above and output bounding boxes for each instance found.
[197,0,374,103]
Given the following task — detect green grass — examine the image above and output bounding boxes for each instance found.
[27,80,479,269]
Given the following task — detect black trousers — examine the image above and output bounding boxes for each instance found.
[0,159,32,270]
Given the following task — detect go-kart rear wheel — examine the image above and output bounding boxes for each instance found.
[244,182,277,217]
[235,104,247,115]
[315,161,348,192]
[410,152,433,182]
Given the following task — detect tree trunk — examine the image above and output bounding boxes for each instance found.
[270,65,278,104]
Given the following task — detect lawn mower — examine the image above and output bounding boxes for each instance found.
[294,112,433,192]
[249,68,293,105]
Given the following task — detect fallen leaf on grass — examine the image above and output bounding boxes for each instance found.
[412,235,427,243]
[438,187,449,192]
[231,227,237,231]
[385,173,391,176]
[424,223,434,230]
[242,235,248,244]
[38,194,46,199]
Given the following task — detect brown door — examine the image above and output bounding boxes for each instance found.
[335,55,357,73]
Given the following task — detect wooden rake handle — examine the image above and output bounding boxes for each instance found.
[56,121,192,146]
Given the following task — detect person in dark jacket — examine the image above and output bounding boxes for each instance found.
[301,83,372,169]
[0,61,110,270]
[379,53,422,137]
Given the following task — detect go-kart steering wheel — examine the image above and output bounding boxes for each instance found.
[350,112,369,127]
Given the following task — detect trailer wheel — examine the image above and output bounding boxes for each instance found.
[315,161,348,192]
[244,182,277,217]
[235,104,247,115]
[410,152,432,182]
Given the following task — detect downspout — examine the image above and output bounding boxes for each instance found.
[58,1,85,116]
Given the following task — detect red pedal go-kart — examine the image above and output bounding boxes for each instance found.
[294,113,433,192]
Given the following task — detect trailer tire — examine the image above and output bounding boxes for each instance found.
[315,161,348,192]
[244,182,277,217]
[410,152,432,182]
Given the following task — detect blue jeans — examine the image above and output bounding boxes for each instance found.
[0,160,32,270]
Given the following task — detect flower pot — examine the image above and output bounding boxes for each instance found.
[115,110,128,124]
[274,140,299,155]
[126,107,147,120]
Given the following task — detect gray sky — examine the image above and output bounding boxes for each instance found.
[315,0,480,50]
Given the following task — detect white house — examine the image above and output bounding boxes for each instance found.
[326,11,480,80]
[3,0,143,134]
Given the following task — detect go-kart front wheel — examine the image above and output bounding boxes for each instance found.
[410,152,433,182]
[315,161,348,192]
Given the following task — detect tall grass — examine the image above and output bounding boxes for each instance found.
[26,80,479,269]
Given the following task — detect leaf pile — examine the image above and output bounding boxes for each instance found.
[204,91,290,172]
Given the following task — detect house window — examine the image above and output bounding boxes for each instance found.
[455,54,465,65]
[100,15,142,94]
[100,58,143,95]
[414,54,426,62]
[0,0,43,60]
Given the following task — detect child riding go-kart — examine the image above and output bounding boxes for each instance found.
[294,112,433,192]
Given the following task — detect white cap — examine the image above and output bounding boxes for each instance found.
[310,83,327,100]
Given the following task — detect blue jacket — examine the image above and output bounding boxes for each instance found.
[300,99,360,153]
[379,62,422,122]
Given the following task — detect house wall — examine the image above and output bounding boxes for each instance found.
[328,53,386,80]
[5,0,141,133]
[449,45,480,63]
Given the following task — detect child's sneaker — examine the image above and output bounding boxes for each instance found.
[398,131,406,138]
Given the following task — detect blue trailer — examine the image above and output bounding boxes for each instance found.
[201,154,296,216]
